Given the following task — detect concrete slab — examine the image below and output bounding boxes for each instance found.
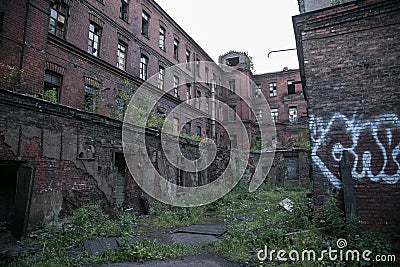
[175,224,226,236]
[98,254,238,266]
[170,232,220,246]
[84,237,119,256]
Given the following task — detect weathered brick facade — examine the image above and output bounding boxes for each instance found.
[294,0,400,233]
[253,69,308,148]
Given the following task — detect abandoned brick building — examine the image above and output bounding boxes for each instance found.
[0,0,309,236]
[294,0,400,234]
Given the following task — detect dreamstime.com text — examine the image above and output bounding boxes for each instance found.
[257,238,396,263]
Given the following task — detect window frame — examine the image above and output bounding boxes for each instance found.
[157,65,165,90]
[287,80,295,95]
[269,82,277,97]
[49,2,68,38]
[43,70,62,103]
[117,42,127,71]
[88,22,101,57]
[173,38,179,60]
[159,26,166,51]
[271,108,278,123]
[120,0,129,22]
[140,54,149,80]
[141,11,150,38]
[83,84,99,112]
[173,75,179,98]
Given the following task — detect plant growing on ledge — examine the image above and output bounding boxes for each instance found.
[42,87,58,103]
[0,65,25,92]
[330,0,344,5]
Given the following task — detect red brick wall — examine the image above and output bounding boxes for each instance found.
[253,69,308,147]
[294,0,400,234]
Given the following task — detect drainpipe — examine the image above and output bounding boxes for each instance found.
[211,79,216,139]
[19,0,31,90]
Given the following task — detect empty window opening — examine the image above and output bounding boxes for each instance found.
[44,71,62,103]
[255,84,262,98]
[120,0,129,21]
[173,38,179,60]
[84,85,99,112]
[196,126,202,137]
[228,79,235,94]
[185,50,191,69]
[226,57,239,66]
[141,11,149,37]
[287,80,295,95]
[185,122,191,135]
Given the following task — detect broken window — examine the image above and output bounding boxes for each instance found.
[226,57,239,66]
[186,83,191,104]
[117,42,127,71]
[228,79,235,94]
[205,67,209,85]
[196,126,202,137]
[120,0,129,22]
[195,56,200,76]
[289,106,298,122]
[141,11,149,37]
[269,82,277,97]
[185,122,191,135]
[159,26,165,50]
[139,54,148,80]
[287,80,295,95]
[256,109,263,121]
[185,50,191,70]
[271,108,278,123]
[255,84,262,98]
[173,75,179,98]
[84,85,99,112]
[173,38,179,60]
[88,23,101,57]
[49,2,68,38]
[195,89,201,108]
[44,71,62,103]
[157,65,165,90]
[228,106,236,121]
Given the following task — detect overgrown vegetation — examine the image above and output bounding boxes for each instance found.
[4,185,399,266]
[0,65,25,92]
[4,203,194,266]
[42,88,58,103]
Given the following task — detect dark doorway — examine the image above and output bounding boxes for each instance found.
[113,153,126,207]
[0,162,34,238]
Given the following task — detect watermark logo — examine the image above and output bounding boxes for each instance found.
[257,238,396,263]
[122,61,276,207]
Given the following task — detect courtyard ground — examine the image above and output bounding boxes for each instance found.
[1,182,399,266]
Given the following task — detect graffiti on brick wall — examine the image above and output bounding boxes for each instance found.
[310,113,400,188]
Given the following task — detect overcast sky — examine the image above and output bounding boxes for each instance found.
[155,0,300,74]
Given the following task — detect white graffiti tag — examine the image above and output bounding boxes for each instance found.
[310,113,400,188]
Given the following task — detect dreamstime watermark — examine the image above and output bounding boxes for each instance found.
[257,238,397,263]
[122,61,276,207]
